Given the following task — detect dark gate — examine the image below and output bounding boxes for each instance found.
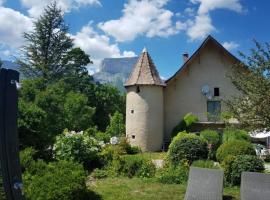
[0,68,23,200]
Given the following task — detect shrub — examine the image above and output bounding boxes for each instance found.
[168,132,208,165]
[200,130,220,145]
[126,146,141,155]
[110,155,156,178]
[222,155,265,185]
[20,147,37,172]
[216,140,256,162]
[23,160,87,200]
[221,155,236,185]
[171,113,198,138]
[264,154,270,162]
[222,128,250,143]
[91,168,109,179]
[200,129,220,160]
[53,130,101,169]
[192,160,219,169]
[157,161,189,184]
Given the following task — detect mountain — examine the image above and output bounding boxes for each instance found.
[1,60,20,71]
[93,57,138,92]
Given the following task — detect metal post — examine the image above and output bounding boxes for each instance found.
[0,68,23,200]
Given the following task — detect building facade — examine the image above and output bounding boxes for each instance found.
[125,36,240,152]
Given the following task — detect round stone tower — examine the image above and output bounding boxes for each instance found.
[124,48,166,152]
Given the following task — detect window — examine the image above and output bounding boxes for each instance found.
[131,109,134,114]
[132,135,135,139]
[207,101,221,121]
[214,87,220,97]
[136,86,140,93]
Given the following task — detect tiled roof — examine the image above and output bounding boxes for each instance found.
[124,48,166,87]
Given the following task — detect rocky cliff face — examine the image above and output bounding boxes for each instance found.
[93,57,138,92]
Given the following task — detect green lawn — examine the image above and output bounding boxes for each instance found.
[88,177,240,200]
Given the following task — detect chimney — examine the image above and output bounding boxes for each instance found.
[182,52,189,63]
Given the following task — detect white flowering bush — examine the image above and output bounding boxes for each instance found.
[53,129,101,169]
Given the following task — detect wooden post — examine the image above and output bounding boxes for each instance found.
[0,68,23,200]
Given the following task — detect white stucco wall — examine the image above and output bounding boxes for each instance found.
[164,41,239,140]
[126,85,164,151]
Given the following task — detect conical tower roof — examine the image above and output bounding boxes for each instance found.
[124,48,166,87]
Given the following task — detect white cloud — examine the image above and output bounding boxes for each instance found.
[191,0,243,15]
[187,0,244,40]
[98,0,184,42]
[184,7,195,16]
[222,41,239,50]
[0,7,33,49]
[71,24,136,72]
[187,14,215,40]
[20,0,101,18]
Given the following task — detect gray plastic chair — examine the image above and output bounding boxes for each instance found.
[184,167,224,200]
[241,172,270,200]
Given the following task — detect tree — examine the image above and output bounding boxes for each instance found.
[0,59,2,68]
[18,2,91,83]
[106,111,125,137]
[227,40,270,130]
[18,79,95,157]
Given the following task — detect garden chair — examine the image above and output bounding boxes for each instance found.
[184,167,224,200]
[241,172,270,200]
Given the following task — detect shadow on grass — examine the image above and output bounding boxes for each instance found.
[223,195,234,200]
[79,189,103,200]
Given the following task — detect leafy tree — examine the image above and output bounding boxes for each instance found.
[0,59,2,68]
[18,80,95,157]
[227,40,270,130]
[106,111,125,137]
[91,84,125,131]
[63,92,95,131]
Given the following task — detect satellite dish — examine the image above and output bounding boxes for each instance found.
[201,85,210,95]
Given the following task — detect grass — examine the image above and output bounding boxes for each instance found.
[140,152,167,160]
[88,177,240,200]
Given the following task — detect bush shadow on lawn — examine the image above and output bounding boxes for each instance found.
[82,189,103,200]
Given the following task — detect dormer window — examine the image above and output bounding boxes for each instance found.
[136,86,140,93]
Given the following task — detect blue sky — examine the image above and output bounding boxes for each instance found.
[0,0,269,79]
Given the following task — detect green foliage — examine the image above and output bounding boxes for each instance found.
[222,155,265,185]
[18,80,96,158]
[265,154,270,162]
[222,128,250,143]
[157,162,189,184]
[53,130,101,169]
[171,113,198,138]
[106,111,125,137]
[200,129,220,160]
[191,160,219,169]
[23,160,87,200]
[20,147,37,172]
[216,140,256,162]
[18,2,91,83]
[110,155,156,178]
[168,131,208,165]
[226,40,270,130]
[200,130,220,145]
[91,168,109,179]
[63,92,95,131]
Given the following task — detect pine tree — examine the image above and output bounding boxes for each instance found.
[227,40,270,130]
[18,2,91,82]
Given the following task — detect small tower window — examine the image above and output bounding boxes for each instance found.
[136,86,140,93]
[214,87,220,97]
[131,109,134,114]
[132,135,135,139]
